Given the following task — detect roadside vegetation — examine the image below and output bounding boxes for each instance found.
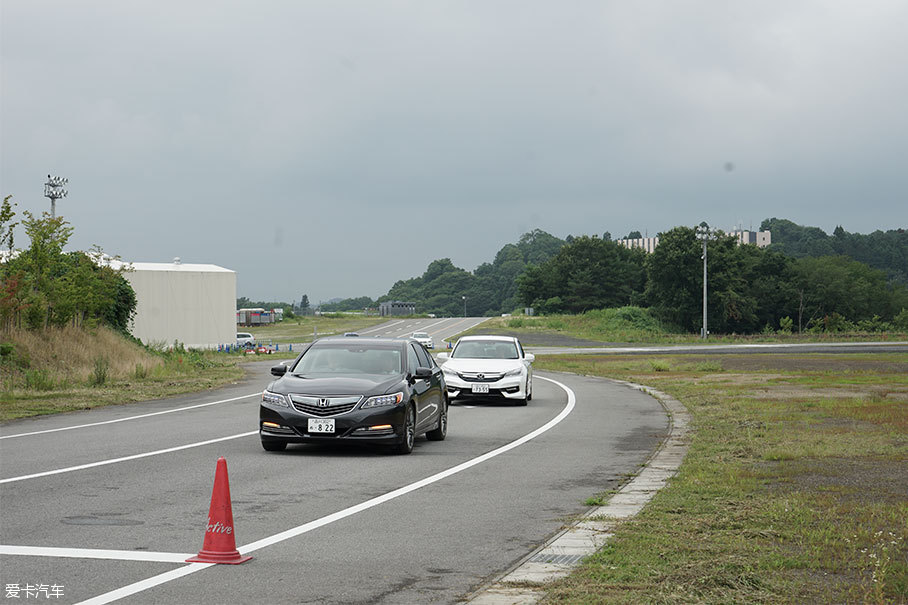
[534,353,908,604]
[0,325,245,421]
[464,307,908,345]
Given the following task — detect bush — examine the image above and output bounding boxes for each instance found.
[894,308,908,331]
[779,316,793,334]
[25,369,55,390]
[89,356,109,386]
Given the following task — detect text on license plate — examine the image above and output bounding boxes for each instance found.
[471,384,490,393]
[308,418,335,433]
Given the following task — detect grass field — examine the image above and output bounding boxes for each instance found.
[469,310,908,346]
[534,353,908,603]
[240,314,387,344]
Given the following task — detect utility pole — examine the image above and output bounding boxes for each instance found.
[696,223,717,339]
[462,295,467,318]
[44,175,68,217]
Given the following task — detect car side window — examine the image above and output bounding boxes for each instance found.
[414,343,431,368]
[407,344,420,373]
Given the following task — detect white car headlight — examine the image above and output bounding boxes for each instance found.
[262,390,289,407]
[504,367,523,377]
[361,392,404,409]
[442,366,459,377]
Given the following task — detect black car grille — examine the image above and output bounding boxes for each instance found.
[459,372,504,383]
[289,394,361,417]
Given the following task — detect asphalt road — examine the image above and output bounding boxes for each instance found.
[0,319,668,604]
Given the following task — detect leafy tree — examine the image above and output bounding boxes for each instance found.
[1,195,17,251]
[626,231,642,239]
[517,236,646,314]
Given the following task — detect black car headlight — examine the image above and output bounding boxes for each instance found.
[360,392,404,409]
[262,390,289,407]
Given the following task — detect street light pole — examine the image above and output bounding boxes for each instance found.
[44,174,69,218]
[462,295,467,318]
[695,224,716,339]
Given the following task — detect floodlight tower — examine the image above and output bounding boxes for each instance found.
[44,174,69,218]
[695,223,718,339]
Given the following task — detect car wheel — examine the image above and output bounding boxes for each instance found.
[261,438,287,452]
[426,400,447,441]
[394,405,416,454]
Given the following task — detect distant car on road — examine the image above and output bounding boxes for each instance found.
[344,332,360,337]
[437,335,534,405]
[260,337,448,454]
[236,332,256,347]
[410,331,434,349]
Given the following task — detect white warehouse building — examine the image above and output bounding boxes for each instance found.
[109,258,236,349]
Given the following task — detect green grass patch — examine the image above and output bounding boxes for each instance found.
[537,352,908,604]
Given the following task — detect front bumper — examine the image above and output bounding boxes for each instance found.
[259,400,407,446]
[443,374,526,400]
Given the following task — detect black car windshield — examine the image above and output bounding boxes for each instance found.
[452,340,518,359]
[293,347,402,375]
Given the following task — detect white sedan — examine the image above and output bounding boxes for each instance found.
[437,335,534,405]
[410,331,434,349]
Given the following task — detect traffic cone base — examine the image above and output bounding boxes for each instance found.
[187,457,252,565]
[186,549,251,565]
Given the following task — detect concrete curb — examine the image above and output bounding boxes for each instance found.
[465,377,691,604]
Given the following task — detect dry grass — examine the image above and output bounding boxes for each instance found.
[1,325,163,386]
[1,326,243,421]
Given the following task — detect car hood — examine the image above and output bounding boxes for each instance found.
[441,359,525,372]
[271,374,403,396]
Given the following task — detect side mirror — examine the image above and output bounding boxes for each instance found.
[271,365,288,377]
[436,352,449,360]
[525,353,535,363]
[413,366,432,379]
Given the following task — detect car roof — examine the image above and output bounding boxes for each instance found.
[316,336,406,347]
[456,335,518,343]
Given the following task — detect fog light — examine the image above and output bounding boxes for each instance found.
[262,421,281,428]
[368,424,393,431]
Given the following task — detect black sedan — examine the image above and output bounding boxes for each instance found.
[260,337,448,454]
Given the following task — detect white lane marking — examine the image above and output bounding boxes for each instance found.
[78,565,212,605]
[0,431,258,484]
[357,320,404,335]
[75,375,575,605]
[0,545,193,563]
[0,394,260,440]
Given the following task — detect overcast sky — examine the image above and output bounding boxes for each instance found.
[2,1,906,304]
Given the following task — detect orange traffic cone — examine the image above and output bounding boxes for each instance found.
[186,457,252,564]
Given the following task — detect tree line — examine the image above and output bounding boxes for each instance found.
[0,196,136,333]
[323,221,908,334]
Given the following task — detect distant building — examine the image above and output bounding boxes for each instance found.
[617,229,771,253]
[379,301,416,316]
[107,257,236,349]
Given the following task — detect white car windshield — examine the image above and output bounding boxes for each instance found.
[452,340,518,360]
[293,347,402,375]
[413,332,429,338]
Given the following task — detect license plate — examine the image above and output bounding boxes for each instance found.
[308,418,335,433]
[471,383,490,394]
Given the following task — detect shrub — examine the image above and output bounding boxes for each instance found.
[25,369,55,390]
[89,356,109,386]
[779,316,793,334]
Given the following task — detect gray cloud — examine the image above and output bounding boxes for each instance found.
[2,1,906,303]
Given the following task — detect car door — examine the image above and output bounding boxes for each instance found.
[408,343,438,431]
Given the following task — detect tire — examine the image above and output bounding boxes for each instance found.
[426,400,447,441]
[394,405,416,454]
[261,439,287,452]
